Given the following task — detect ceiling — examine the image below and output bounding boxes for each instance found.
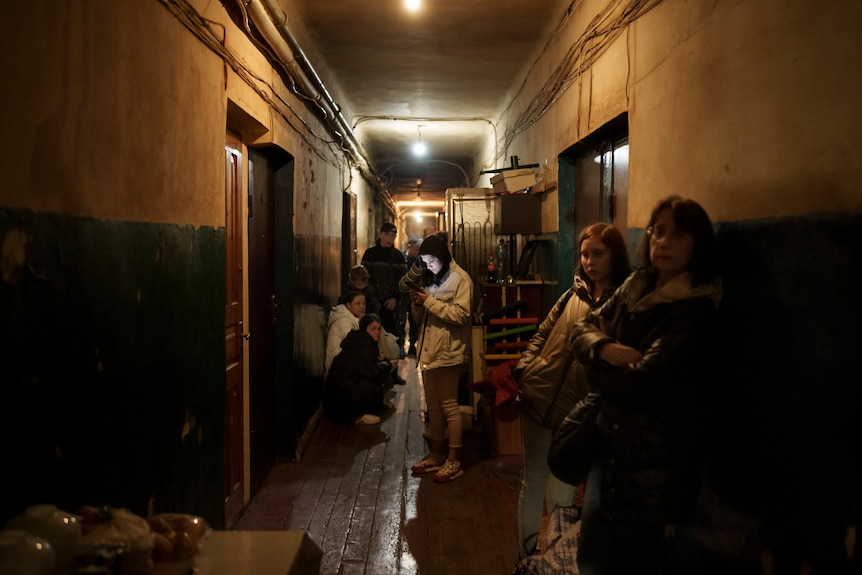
[284,0,573,209]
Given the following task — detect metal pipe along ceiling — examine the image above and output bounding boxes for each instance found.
[243,0,373,178]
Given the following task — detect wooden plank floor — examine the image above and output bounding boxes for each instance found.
[234,356,522,574]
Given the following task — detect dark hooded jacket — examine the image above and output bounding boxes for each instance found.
[361,241,407,303]
[323,329,391,422]
[570,269,722,523]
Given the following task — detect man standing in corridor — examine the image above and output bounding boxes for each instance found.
[362,222,408,357]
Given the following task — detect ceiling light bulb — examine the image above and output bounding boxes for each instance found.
[405,0,421,11]
[412,141,427,156]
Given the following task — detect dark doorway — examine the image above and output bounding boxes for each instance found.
[248,145,294,494]
[224,133,245,528]
[341,191,357,283]
[557,113,629,283]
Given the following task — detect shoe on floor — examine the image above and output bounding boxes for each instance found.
[382,400,395,410]
[393,374,407,386]
[411,454,445,474]
[354,414,381,425]
[433,460,464,483]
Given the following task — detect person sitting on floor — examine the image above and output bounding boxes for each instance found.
[326,289,406,385]
[325,290,367,377]
[323,313,393,425]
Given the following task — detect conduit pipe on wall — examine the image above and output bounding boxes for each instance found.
[243,0,391,199]
[260,2,363,163]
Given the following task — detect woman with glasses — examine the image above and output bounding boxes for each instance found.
[570,196,722,574]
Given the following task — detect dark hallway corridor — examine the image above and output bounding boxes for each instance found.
[234,357,522,574]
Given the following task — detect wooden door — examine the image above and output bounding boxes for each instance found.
[224,133,245,528]
[341,191,357,283]
[247,148,278,494]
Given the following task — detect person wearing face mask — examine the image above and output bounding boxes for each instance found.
[570,196,722,575]
[403,233,474,483]
[513,223,631,563]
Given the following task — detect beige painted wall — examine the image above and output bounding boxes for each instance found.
[489,0,862,230]
[2,2,224,225]
[0,0,378,245]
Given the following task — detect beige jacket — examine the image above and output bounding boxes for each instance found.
[412,261,474,370]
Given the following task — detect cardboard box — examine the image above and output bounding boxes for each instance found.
[490,169,536,194]
[189,531,322,575]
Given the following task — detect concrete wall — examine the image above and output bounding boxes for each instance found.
[488,0,862,224]
[487,0,862,570]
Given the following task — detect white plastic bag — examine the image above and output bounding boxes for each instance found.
[379,328,400,362]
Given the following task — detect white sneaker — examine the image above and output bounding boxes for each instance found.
[411,454,445,474]
[355,414,381,424]
[433,460,464,483]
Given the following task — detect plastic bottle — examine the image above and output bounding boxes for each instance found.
[486,253,497,283]
[495,240,507,283]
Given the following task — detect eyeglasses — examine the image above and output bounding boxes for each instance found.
[646,225,692,242]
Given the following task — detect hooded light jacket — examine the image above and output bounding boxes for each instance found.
[325,304,360,375]
[411,261,474,370]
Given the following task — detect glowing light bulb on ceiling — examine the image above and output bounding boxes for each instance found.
[412,125,427,157]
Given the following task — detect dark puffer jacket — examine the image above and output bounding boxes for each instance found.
[323,329,391,422]
[570,270,722,523]
[361,242,407,303]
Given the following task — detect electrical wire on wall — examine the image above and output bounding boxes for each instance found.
[499,0,663,160]
[156,0,346,172]
[499,0,583,121]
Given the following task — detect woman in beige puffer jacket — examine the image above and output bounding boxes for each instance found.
[513,223,630,560]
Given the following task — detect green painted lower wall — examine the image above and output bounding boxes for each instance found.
[560,211,861,570]
[277,233,340,454]
[697,213,861,570]
[1,209,226,527]
[2,206,860,566]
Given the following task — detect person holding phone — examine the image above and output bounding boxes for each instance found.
[402,233,474,483]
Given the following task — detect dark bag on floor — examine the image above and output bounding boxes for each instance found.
[547,392,602,486]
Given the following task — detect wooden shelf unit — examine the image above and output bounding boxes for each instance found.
[478,281,555,455]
